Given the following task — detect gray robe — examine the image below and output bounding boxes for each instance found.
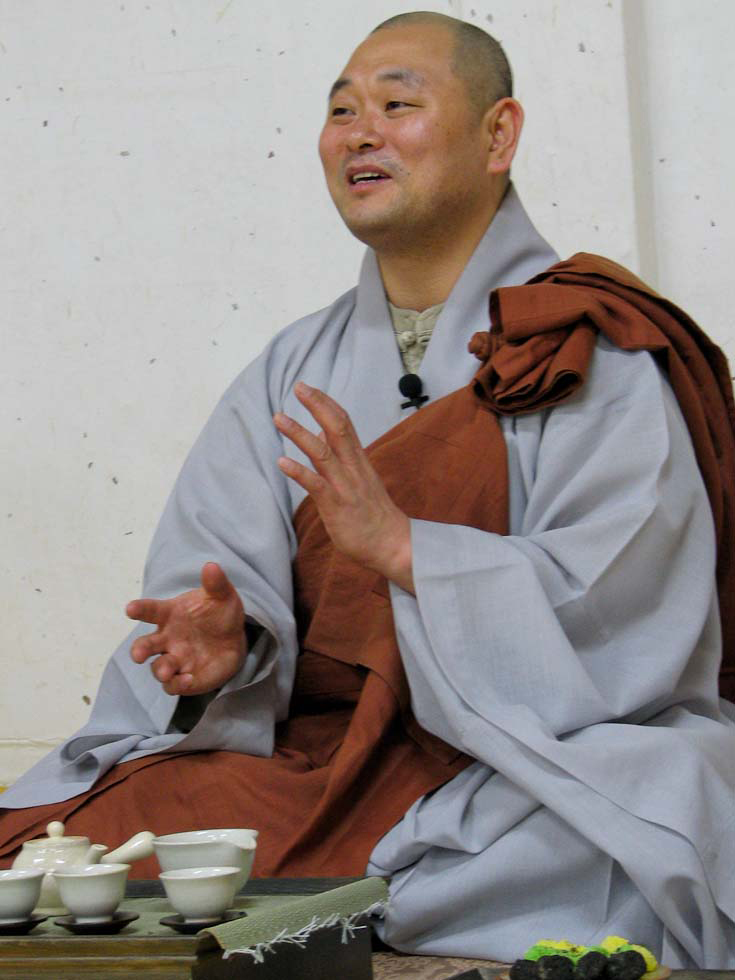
[5,187,735,967]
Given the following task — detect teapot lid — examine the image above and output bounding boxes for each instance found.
[27,821,90,847]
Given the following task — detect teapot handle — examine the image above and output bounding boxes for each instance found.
[101,830,155,865]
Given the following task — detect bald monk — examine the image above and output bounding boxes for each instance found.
[2,11,735,969]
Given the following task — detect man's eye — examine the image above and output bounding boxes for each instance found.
[386,101,409,110]
[331,106,352,117]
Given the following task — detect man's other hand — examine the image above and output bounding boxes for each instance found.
[126,562,247,696]
[274,382,414,594]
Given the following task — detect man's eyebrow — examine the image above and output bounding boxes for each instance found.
[328,68,426,101]
[328,77,351,101]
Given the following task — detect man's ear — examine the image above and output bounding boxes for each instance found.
[485,97,524,175]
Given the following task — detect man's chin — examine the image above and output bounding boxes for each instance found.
[337,209,407,251]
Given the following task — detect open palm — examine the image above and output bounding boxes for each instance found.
[127,562,247,696]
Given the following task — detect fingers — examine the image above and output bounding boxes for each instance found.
[274,412,333,467]
[128,596,172,666]
[273,411,331,494]
[149,652,194,695]
[133,635,194,693]
[276,454,326,497]
[293,382,361,460]
[126,597,169,625]
[200,561,235,601]
[296,382,359,452]
[161,672,194,696]
[150,648,192,689]
[274,383,365,493]
[129,629,166,664]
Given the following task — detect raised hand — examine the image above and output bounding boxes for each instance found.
[126,562,247,696]
[274,382,414,593]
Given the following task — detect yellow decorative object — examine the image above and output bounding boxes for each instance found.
[600,935,630,952]
[625,943,658,972]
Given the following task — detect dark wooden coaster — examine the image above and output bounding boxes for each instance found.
[159,909,247,934]
[53,910,139,935]
[0,914,48,936]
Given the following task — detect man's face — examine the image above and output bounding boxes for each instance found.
[318,24,493,253]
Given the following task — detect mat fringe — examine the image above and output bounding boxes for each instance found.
[222,899,388,963]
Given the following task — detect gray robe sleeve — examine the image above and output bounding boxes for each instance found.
[2,351,301,806]
[394,339,721,740]
[370,338,735,967]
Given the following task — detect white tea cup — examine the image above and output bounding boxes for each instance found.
[153,829,257,891]
[52,863,130,923]
[159,866,240,922]
[0,869,45,921]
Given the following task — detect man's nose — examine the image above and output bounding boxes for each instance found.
[345,114,385,153]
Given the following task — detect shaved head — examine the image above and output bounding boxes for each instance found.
[371,11,512,119]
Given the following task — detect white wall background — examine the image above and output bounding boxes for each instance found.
[1,0,733,786]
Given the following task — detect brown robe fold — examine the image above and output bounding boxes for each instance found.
[1,253,732,877]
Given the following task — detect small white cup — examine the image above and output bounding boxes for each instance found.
[159,866,240,922]
[0,869,45,922]
[52,863,130,923]
[153,829,257,892]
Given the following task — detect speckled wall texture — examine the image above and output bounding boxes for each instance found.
[1,0,733,784]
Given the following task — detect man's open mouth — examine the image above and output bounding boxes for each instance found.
[349,171,390,185]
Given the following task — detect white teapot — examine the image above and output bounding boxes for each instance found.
[12,821,154,912]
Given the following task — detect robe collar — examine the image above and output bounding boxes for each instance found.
[334,184,559,446]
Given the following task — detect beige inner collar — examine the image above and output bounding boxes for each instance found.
[388,301,444,374]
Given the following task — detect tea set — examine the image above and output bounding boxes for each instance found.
[0,821,258,935]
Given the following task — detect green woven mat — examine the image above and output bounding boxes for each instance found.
[19,892,304,938]
[199,877,389,957]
